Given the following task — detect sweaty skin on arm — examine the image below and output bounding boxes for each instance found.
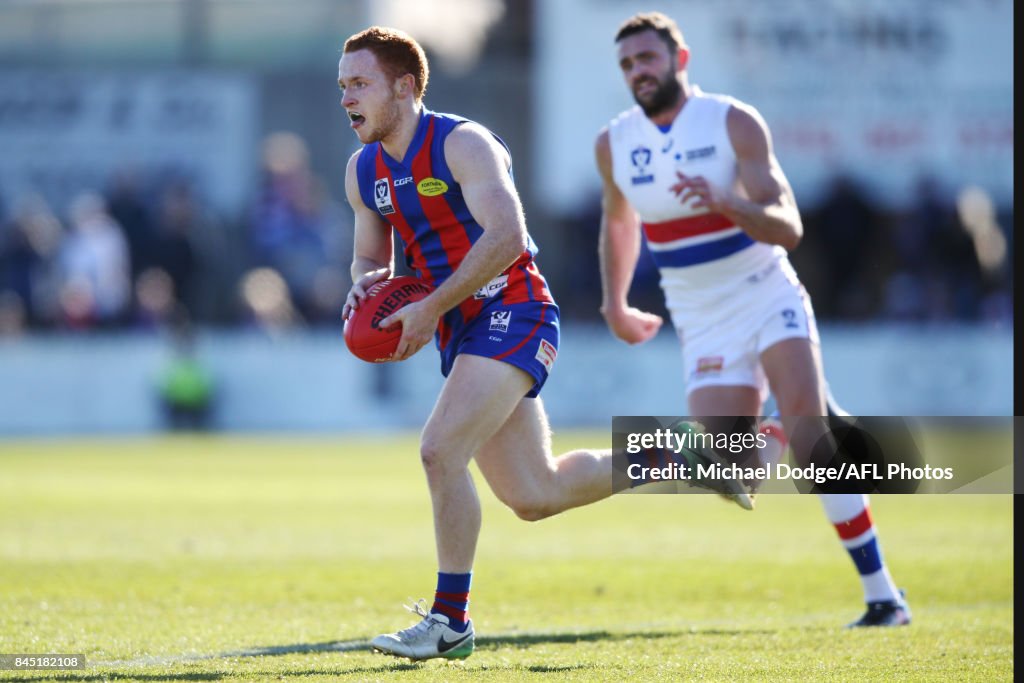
[594,128,664,345]
[671,103,803,250]
[343,149,394,320]
[380,122,530,360]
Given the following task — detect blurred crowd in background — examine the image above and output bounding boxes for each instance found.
[0,131,353,336]
[0,138,1011,338]
[556,173,1013,327]
[0,0,1012,340]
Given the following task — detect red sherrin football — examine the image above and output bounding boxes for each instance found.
[344,276,434,362]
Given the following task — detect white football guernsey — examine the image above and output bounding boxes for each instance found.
[608,86,798,309]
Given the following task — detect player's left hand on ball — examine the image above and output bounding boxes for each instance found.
[379,299,439,361]
[670,171,728,212]
[342,268,391,321]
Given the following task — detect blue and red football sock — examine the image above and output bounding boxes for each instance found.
[431,571,471,632]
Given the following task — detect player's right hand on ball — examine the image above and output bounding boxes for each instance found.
[342,268,392,321]
[378,298,440,362]
[601,305,663,345]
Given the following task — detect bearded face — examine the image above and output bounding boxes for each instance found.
[630,62,682,118]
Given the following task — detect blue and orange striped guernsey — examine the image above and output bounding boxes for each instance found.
[355,109,554,350]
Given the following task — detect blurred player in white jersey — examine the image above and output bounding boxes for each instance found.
[595,11,910,627]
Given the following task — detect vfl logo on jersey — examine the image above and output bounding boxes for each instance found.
[685,145,717,161]
[417,177,449,196]
[474,274,508,299]
[374,178,395,215]
[535,338,557,371]
[489,310,511,332]
[630,145,654,185]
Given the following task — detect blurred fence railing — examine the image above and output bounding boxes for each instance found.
[0,324,1012,436]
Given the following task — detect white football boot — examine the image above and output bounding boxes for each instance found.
[670,420,756,510]
[371,599,475,660]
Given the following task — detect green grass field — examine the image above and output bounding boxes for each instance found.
[0,434,1013,682]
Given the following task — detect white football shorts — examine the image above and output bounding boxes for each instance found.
[663,258,820,402]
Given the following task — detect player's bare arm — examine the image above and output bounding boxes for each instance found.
[381,122,529,360]
[669,103,803,250]
[342,149,394,321]
[595,128,664,345]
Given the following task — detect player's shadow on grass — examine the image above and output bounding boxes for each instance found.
[207,626,773,661]
[477,629,678,649]
[475,627,771,650]
[216,639,370,658]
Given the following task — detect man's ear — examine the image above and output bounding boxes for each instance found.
[677,48,690,71]
[396,73,415,99]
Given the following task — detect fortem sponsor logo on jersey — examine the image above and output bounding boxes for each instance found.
[630,145,654,185]
[374,178,395,215]
[535,338,557,371]
[369,281,434,330]
[417,177,449,196]
[489,310,511,333]
[473,274,508,299]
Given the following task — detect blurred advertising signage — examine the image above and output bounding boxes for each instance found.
[534,0,1012,211]
[0,71,257,214]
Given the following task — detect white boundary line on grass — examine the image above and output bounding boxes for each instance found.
[93,638,372,668]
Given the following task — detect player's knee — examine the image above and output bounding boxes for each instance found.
[503,493,555,522]
[512,503,554,522]
[419,436,456,478]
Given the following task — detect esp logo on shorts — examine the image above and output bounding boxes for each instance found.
[696,356,723,375]
[535,339,557,371]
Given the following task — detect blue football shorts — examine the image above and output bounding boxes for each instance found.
[438,299,560,398]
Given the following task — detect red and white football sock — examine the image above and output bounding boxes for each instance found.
[818,494,900,603]
[759,419,900,604]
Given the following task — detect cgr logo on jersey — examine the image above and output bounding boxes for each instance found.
[630,145,654,185]
[489,310,511,333]
[374,178,395,215]
[474,274,508,299]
